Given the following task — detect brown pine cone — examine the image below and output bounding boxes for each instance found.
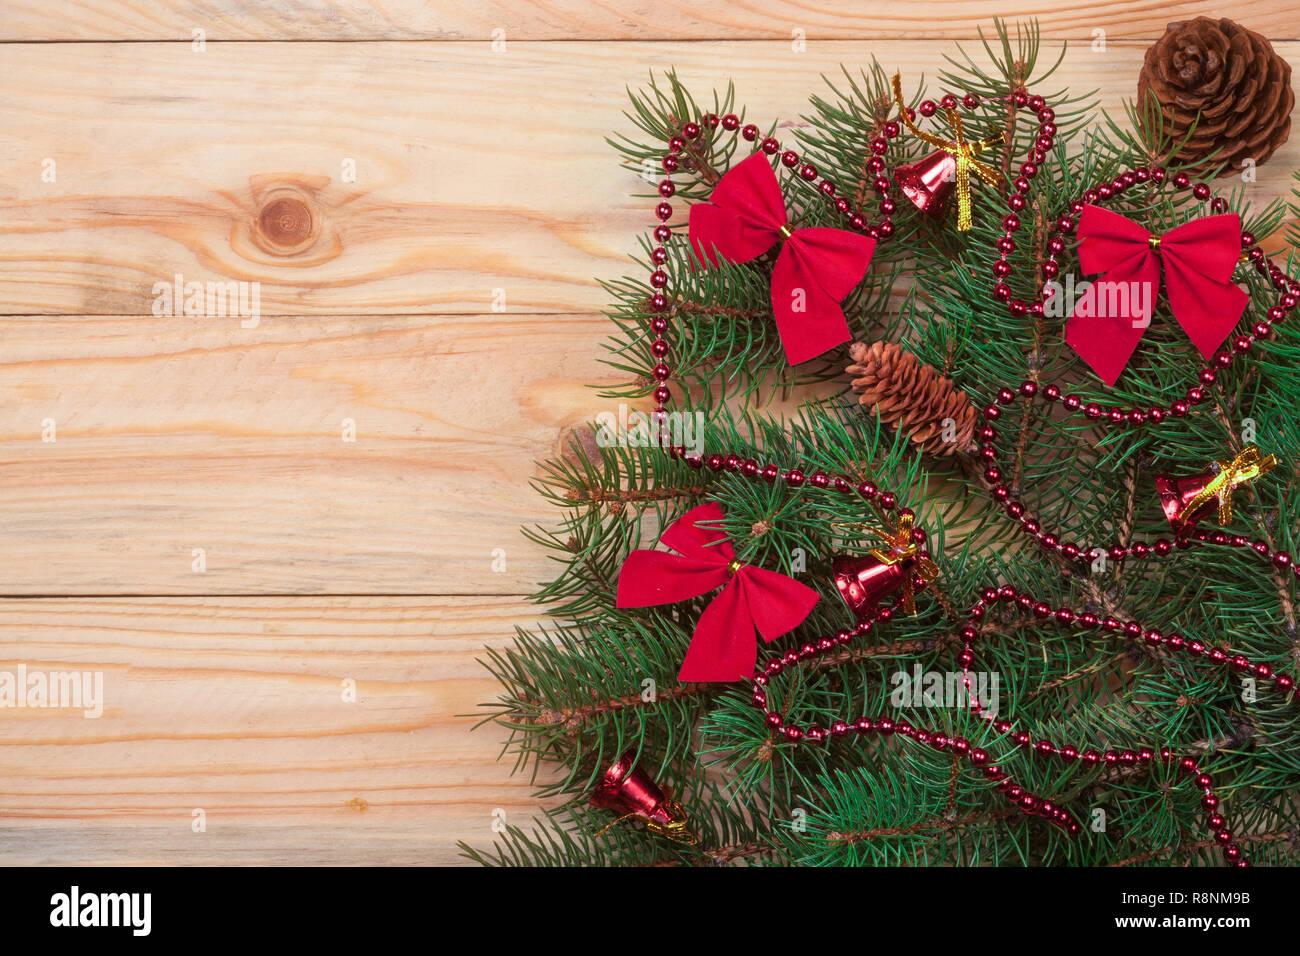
[1138,17,1294,178]
[846,341,975,457]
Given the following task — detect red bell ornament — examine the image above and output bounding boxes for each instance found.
[833,512,939,621]
[894,149,958,219]
[591,750,696,844]
[890,73,1004,230]
[833,553,914,621]
[1155,445,1277,535]
[1155,470,1218,534]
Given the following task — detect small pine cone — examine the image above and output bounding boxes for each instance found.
[846,341,975,457]
[1138,17,1293,177]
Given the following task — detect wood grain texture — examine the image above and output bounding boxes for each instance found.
[2,0,1297,41]
[0,595,560,865]
[0,312,617,594]
[2,41,1296,317]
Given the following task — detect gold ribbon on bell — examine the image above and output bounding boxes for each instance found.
[1176,445,1278,527]
[866,512,940,615]
[644,798,697,844]
[593,797,697,845]
[891,74,1005,231]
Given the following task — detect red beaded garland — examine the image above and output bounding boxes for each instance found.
[635,83,1299,867]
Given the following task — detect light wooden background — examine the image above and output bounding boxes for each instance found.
[1,2,1297,866]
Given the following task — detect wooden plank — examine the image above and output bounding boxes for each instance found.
[1,1,1296,42]
[0,595,561,865]
[0,312,623,594]
[2,40,1296,317]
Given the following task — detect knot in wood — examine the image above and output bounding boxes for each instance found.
[256,188,316,254]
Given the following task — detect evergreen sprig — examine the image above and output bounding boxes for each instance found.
[470,19,1300,867]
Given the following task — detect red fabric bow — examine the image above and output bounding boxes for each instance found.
[1064,204,1247,386]
[688,152,876,365]
[616,502,820,682]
